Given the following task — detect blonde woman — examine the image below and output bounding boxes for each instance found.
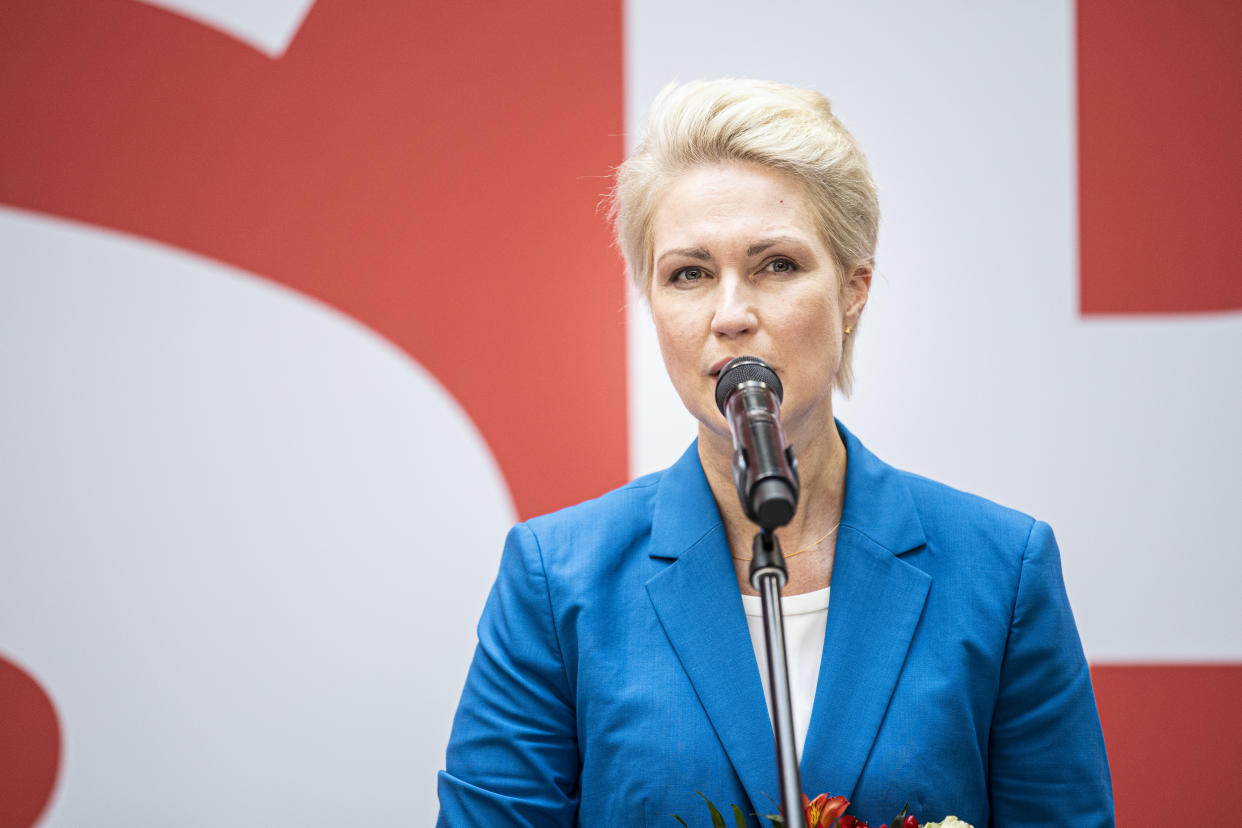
[437,79,1113,828]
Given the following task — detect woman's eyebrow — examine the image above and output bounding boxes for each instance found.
[655,246,711,266]
[747,236,804,256]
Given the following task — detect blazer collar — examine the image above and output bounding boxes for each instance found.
[648,441,724,562]
[836,422,927,557]
[799,423,931,801]
[645,442,780,812]
[644,425,932,811]
[645,424,927,559]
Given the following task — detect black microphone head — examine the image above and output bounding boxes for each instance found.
[714,356,783,414]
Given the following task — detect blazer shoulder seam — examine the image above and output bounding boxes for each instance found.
[516,522,577,700]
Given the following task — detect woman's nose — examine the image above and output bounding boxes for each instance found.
[710,277,757,338]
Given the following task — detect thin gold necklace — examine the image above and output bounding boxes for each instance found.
[731,521,840,562]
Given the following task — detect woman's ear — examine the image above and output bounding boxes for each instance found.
[844,264,872,322]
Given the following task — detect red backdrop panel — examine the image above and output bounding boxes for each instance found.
[0,657,60,828]
[1078,0,1242,314]
[1092,665,1242,823]
[0,0,627,520]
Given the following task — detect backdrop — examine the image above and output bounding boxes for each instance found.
[1,0,1238,825]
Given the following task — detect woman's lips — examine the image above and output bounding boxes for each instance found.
[708,356,737,378]
[709,355,778,378]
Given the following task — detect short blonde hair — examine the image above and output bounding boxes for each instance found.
[612,79,879,395]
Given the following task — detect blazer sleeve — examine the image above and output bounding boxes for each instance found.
[436,523,579,828]
[987,520,1115,827]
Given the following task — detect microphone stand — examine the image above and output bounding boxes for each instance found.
[750,528,806,828]
[713,357,805,827]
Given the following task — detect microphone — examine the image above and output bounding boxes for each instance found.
[714,356,800,531]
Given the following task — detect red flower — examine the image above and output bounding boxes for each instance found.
[836,808,919,828]
[802,793,850,828]
[838,816,877,828]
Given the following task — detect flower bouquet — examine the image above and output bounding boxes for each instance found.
[677,791,973,828]
[793,793,972,828]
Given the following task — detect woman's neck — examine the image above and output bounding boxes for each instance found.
[698,413,848,595]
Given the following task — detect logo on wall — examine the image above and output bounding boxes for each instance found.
[0,0,623,822]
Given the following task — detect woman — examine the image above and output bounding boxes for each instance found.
[437,79,1113,827]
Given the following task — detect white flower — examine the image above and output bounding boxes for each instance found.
[922,818,973,828]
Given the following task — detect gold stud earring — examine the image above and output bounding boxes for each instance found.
[844,325,854,335]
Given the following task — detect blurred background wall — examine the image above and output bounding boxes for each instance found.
[1,0,1238,824]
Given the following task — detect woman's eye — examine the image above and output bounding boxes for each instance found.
[672,266,706,283]
[766,258,797,274]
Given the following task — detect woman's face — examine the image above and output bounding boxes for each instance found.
[648,162,869,448]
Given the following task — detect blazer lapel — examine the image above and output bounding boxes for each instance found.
[799,424,932,802]
[645,443,778,814]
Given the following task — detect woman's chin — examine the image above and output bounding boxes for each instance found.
[695,418,734,451]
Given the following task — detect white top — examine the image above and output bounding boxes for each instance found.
[739,586,831,759]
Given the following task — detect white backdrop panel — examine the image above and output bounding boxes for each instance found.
[0,207,514,825]
[625,0,1242,661]
[140,0,314,56]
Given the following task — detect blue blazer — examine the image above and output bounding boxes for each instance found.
[438,424,1113,827]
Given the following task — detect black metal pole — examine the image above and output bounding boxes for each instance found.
[750,530,805,828]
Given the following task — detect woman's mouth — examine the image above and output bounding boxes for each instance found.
[708,356,738,378]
